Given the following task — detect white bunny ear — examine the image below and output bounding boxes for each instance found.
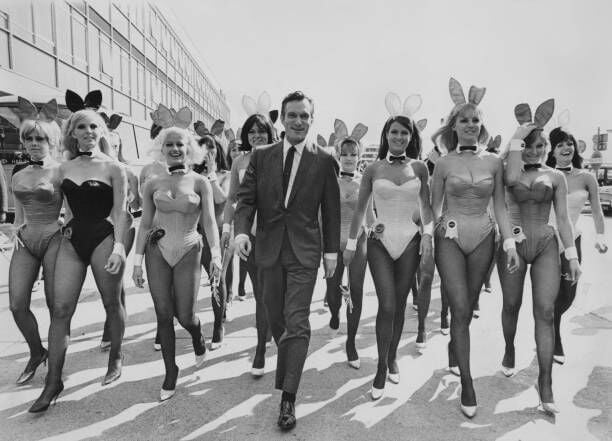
[416,118,428,131]
[449,77,466,105]
[334,118,349,139]
[241,95,258,116]
[350,123,368,142]
[557,109,570,129]
[317,134,327,147]
[385,92,402,117]
[403,94,422,118]
[256,92,272,115]
[328,133,337,146]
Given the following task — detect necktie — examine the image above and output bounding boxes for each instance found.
[556,166,572,172]
[388,154,406,163]
[459,146,477,152]
[76,150,92,157]
[524,163,542,171]
[283,145,296,198]
[28,160,44,166]
[168,164,186,173]
[340,171,354,178]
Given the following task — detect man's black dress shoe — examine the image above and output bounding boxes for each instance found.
[277,400,296,431]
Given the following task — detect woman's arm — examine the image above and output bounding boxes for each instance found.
[585,172,605,235]
[209,171,229,205]
[347,164,374,241]
[430,157,446,221]
[415,161,433,228]
[107,162,128,271]
[198,176,222,267]
[553,172,575,249]
[493,157,512,241]
[133,179,156,257]
[222,159,242,227]
[127,169,141,211]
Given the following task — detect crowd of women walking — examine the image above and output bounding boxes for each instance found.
[5,77,607,424]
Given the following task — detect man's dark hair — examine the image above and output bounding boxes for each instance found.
[280,91,314,118]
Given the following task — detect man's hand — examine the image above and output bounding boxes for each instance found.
[234,234,252,260]
[323,255,337,278]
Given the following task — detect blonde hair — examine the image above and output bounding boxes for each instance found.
[61,109,110,159]
[431,103,489,152]
[148,127,203,165]
[19,119,61,153]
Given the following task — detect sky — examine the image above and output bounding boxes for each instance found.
[158,0,612,159]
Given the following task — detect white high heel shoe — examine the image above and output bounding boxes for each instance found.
[460,403,477,418]
[160,388,175,402]
[347,359,361,370]
[501,365,516,377]
[387,372,400,384]
[371,386,384,401]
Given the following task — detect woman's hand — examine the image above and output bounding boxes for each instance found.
[343,249,355,267]
[566,259,582,284]
[105,252,125,274]
[511,123,538,141]
[205,152,217,175]
[505,248,520,273]
[132,265,145,288]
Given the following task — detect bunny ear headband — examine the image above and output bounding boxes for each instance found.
[487,135,502,151]
[385,92,427,131]
[99,112,123,131]
[514,99,555,128]
[65,89,103,112]
[11,96,58,123]
[448,77,486,107]
[193,119,225,138]
[316,133,338,148]
[151,104,192,129]
[242,92,272,116]
[556,109,570,130]
[333,119,368,146]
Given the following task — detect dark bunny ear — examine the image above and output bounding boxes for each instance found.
[84,90,102,110]
[13,96,38,121]
[65,89,84,112]
[194,120,209,137]
[317,134,327,147]
[533,98,555,128]
[514,103,532,125]
[109,114,123,130]
[99,112,110,125]
[269,110,279,124]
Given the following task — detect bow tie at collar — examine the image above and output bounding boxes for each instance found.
[340,171,355,178]
[524,163,542,171]
[28,160,44,167]
[76,150,92,157]
[387,154,406,164]
[458,145,477,152]
[556,166,572,172]
[168,164,187,174]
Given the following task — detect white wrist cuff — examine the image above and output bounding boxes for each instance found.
[222,223,231,234]
[210,246,222,262]
[502,238,516,251]
[346,238,357,251]
[422,222,434,236]
[112,242,126,259]
[564,246,578,260]
[207,174,217,183]
[134,253,144,266]
[509,139,525,152]
[597,234,606,244]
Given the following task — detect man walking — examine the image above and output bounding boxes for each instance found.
[234,91,340,430]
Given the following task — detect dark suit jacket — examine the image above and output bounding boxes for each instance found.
[235,140,340,269]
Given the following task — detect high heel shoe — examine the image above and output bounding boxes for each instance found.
[553,354,565,365]
[387,372,400,384]
[447,366,460,376]
[501,365,516,377]
[371,386,384,400]
[460,403,477,418]
[16,349,48,385]
[29,381,64,413]
[535,384,559,415]
[160,367,179,402]
[99,340,111,351]
[347,358,361,370]
[193,332,207,368]
[102,355,122,385]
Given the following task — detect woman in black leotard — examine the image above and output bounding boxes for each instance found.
[29,109,128,413]
[9,105,63,385]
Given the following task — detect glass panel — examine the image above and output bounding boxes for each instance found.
[0,30,8,67]
[100,33,111,75]
[113,42,121,88]
[111,5,128,38]
[0,9,9,29]
[114,123,138,162]
[89,7,111,35]
[12,39,55,86]
[72,11,87,70]
[120,49,130,93]
[133,125,150,158]
[55,2,71,60]
[89,0,110,22]
[131,102,145,125]
[33,1,54,52]
[9,2,33,42]
[131,24,143,51]
[88,24,100,75]
[58,61,87,92]
[113,90,129,114]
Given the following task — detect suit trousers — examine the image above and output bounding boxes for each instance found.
[261,231,317,394]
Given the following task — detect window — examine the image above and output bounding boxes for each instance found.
[9,2,33,42]
[111,5,128,38]
[113,90,129,115]
[120,48,130,93]
[88,24,100,75]
[0,30,8,67]
[55,2,71,60]
[58,61,87,92]
[0,9,9,29]
[115,123,138,162]
[72,11,87,70]
[133,125,150,157]
[100,33,112,76]
[33,2,53,52]
[12,39,55,85]
[131,24,143,51]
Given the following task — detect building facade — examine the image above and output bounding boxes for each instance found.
[0,0,229,162]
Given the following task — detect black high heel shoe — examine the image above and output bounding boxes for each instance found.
[16,349,48,385]
[29,381,64,413]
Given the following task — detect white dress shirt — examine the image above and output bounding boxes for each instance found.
[283,137,305,207]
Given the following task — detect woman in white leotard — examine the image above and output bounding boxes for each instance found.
[546,126,607,364]
[344,113,433,401]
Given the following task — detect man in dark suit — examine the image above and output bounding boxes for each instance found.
[234,91,340,431]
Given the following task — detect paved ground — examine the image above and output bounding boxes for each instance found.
[0,216,611,441]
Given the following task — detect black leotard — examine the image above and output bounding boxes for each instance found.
[61,179,114,263]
